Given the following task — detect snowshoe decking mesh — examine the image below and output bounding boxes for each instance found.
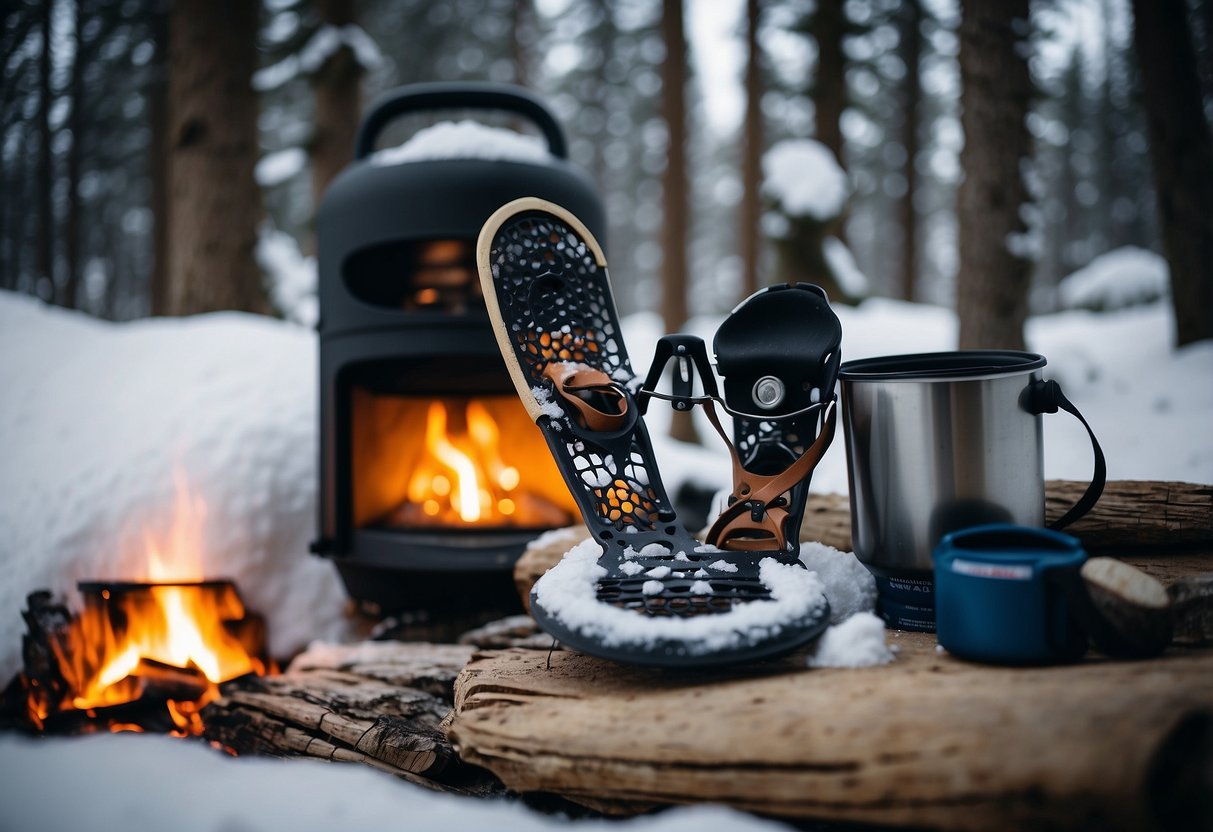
[477,198,829,667]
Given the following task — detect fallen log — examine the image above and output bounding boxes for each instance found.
[201,642,497,796]
[449,638,1213,830]
[514,481,1213,607]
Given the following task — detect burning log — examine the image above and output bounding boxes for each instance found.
[200,642,501,796]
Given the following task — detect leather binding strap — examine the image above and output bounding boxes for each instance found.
[704,399,838,551]
[541,362,629,432]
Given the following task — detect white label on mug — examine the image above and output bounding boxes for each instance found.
[951,559,1033,581]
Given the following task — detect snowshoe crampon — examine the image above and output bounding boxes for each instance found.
[476,197,830,667]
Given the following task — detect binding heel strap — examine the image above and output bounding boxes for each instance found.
[704,400,838,551]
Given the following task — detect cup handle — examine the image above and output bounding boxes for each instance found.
[1024,379,1107,529]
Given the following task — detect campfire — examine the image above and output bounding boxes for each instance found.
[20,475,272,735]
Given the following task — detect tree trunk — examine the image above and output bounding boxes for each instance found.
[660,0,697,443]
[310,0,363,218]
[510,0,534,88]
[35,0,55,303]
[956,0,1032,350]
[739,0,763,302]
[810,0,846,166]
[62,0,87,311]
[1131,0,1213,347]
[898,0,922,302]
[165,0,266,315]
[148,2,171,316]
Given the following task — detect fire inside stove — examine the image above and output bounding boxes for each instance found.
[21,477,271,735]
[352,391,577,532]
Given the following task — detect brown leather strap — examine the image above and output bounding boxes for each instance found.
[705,401,838,551]
[541,363,629,432]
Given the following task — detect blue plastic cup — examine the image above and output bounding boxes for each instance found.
[933,524,1089,665]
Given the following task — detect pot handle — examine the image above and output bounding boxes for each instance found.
[1024,379,1107,529]
[354,82,567,160]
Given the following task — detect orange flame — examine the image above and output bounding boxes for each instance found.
[404,402,541,526]
[24,474,271,735]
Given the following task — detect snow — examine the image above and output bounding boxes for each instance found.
[255,147,307,187]
[797,543,877,624]
[708,560,738,573]
[822,236,870,299]
[371,120,552,167]
[0,292,347,683]
[531,385,565,420]
[690,581,714,595]
[254,24,382,92]
[532,539,827,655]
[1057,246,1169,311]
[807,612,895,668]
[619,561,645,576]
[645,566,672,579]
[257,224,319,327]
[0,733,791,832]
[298,24,382,74]
[762,139,850,222]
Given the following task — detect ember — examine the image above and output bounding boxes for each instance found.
[20,475,272,735]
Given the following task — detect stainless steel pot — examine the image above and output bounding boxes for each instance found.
[838,351,1105,631]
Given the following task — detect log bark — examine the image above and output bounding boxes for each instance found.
[200,641,496,795]
[449,638,1213,829]
[514,482,1213,606]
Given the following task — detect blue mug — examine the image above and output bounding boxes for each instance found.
[933,524,1089,664]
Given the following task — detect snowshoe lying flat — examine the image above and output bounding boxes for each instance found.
[476,197,830,667]
[705,284,842,554]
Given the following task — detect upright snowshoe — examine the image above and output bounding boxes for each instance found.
[477,197,830,667]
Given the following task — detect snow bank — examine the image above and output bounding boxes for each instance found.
[822,237,869,298]
[0,292,347,682]
[762,139,849,222]
[1058,246,1169,311]
[372,120,552,167]
[0,733,791,832]
[798,543,877,624]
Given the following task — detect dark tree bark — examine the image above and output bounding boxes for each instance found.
[310,0,363,215]
[1131,0,1213,347]
[739,0,763,302]
[898,0,922,302]
[660,0,697,443]
[809,0,846,166]
[148,2,171,316]
[63,0,88,310]
[165,0,266,315]
[510,0,535,87]
[35,0,55,302]
[956,0,1033,350]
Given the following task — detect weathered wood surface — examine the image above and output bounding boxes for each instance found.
[514,481,1213,607]
[449,638,1213,830]
[201,641,496,795]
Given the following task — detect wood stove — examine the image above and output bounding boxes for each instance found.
[311,83,606,612]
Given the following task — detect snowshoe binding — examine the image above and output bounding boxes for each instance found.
[477,198,830,667]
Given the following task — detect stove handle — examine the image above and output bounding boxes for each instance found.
[354,82,568,160]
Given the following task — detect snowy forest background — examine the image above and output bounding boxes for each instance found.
[1,0,1211,350]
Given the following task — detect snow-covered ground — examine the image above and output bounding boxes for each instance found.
[1,288,1210,831]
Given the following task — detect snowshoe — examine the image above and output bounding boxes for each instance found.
[476,197,830,668]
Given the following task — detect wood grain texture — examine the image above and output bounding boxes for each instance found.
[449,638,1213,830]
[201,642,496,795]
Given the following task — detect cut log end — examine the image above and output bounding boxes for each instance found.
[1168,574,1213,646]
[1082,557,1173,658]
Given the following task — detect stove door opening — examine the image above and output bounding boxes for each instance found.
[351,388,576,533]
